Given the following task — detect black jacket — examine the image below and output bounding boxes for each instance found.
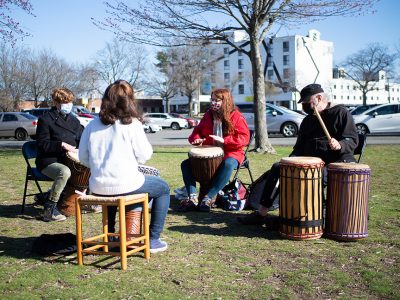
[35,107,83,171]
[291,104,358,164]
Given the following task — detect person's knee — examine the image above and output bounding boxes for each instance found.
[61,166,71,180]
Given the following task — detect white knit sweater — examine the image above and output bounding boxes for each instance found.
[78,118,153,195]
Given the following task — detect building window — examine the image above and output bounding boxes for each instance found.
[238,84,244,95]
[224,73,230,81]
[333,95,336,100]
[347,96,350,100]
[283,41,289,52]
[238,72,243,81]
[283,68,290,79]
[347,85,350,90]
[283,55,289,66]
[224,84,230,90]
[267,70,274,80]
[333,85,336,89]
[224,60,230,69]
[238,59,243,69]
[238,50,242,56]
[224,47,229,56]
[267,58,272,67]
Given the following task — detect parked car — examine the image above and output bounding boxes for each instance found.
[236,103,305,137]
[351,104,381,115]
[72,105,95,118]
[353,103,400,135]
[143,120,162,133]
[0,112,38,140]
[169,113,198,128]
[23,108,51,117]
[25,108,93,129]
[144,113,188,130]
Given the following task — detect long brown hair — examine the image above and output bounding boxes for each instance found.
[99,80,142,125]
[211,88,235,135]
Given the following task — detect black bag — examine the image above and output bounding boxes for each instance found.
[31,233,77,256]
[246,170,279,211]
[217,178,248,211]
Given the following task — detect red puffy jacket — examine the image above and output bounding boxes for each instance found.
[188,110,250,164]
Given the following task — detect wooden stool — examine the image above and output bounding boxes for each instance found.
[75,194,150,270]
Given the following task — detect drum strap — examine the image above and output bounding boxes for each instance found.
[279,217,323,228]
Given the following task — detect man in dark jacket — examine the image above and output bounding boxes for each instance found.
[36,87,82,222]
[238,83,358,225]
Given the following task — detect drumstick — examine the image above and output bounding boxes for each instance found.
[313,106,332,140]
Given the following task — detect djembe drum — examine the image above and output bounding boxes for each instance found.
[325,163,370,241]
[58,151,91,216]
[126,165,160,241]
[279,157,325,240]
[188,146,224,202]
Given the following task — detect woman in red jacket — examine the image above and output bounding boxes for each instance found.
[179,88,250,212]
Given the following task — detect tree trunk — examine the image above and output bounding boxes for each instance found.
[188,95,193,117]
[362,91,367,106]
[250,37,275,154]
[166,98,170,113]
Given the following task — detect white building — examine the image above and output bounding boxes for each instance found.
[167,29,400,113]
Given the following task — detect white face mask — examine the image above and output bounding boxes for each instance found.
[211,100,222,111]
[60,103,73,114]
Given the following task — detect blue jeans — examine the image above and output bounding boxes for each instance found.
[98,176,170,240]
[181,157,239,199]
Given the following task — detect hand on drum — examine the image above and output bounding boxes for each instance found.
[62,142,77,153]
[209,135,224,145]
[328,138,341,151]
[192,138,205,146]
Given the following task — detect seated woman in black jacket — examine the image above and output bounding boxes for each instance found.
[36,87,82,222]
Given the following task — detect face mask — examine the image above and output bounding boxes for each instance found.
[211,100,222,111]
[60,103,73,115]
[302,103,314,115]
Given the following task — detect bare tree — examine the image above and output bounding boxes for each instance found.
[150,51,179,113]
[0,0,34,45]
[0,43,29,109]
[95,38,148,90]
[95,0,376,153]
[342,43,397,106]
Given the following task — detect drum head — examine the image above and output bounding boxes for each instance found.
[328,162,370,171]
[189,146,224,158]
[280,156,323,166]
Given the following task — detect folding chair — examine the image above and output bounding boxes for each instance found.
[232,132,255,185]
[21,141,52,213]
[354,133,367,163]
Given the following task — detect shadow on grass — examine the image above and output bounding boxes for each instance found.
[0,203,43,220]
[168,196,281,240]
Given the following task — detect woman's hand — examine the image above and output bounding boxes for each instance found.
[209,135,224,145]
[62,142,77,152]
[191,138,205,146]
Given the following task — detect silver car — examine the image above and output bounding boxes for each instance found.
[236,103,305,137]
[0,112,38,140]
[353,103,400,135]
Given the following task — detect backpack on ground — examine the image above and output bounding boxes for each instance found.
[246,170,279,211]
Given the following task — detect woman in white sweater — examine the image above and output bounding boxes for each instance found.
[79,80,170,253]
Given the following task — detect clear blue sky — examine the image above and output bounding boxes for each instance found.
[13,0,400,65]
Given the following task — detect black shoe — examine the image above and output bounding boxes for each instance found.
[43,201,66,222]
[237,211,268,225]
[199,197,211,212]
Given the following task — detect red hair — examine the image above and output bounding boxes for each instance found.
[211,88,235,135]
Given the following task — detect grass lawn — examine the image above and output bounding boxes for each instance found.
[0,144,399,299]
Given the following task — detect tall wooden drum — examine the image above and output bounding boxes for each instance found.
[188,146,224,201]
[279,157,325,240]
[325,163,370,241]
[58,151,91,216]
